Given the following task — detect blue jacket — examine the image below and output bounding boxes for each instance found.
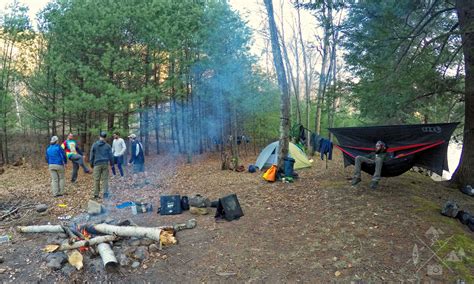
[319,138,333,160]
[129,140,145,164]
[46,144,67,166]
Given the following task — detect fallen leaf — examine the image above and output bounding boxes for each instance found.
[68,250,83,270]
[42,245,59,253]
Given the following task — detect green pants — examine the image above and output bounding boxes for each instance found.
[49,164,65,196]
[354,155,383,182]
[93,164,109,197]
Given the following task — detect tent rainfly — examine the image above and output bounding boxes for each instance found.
[255,141,312,170]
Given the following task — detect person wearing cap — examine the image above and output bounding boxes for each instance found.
[351,140,389,190]
[111,132,126,177]
[128,133,145,175]
[90,131,114,199]
[46,136,67,197]
[61,133,91,183]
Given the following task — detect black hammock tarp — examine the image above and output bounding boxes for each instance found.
[328,123,459,177]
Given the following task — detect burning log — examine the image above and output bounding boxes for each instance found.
[93,224,162,241]
[17,225,65,233]
[97,243,118,268]
[58,235,117,251]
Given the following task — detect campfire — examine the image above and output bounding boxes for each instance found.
[17,219,197,271]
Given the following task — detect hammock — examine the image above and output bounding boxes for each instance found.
[328,123,459,177]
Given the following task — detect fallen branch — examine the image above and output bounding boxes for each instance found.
[61,225,78,241]
[0,207,19,220]
[93,224,162,241]
[17,225,65,233]
[97,243,118,268]
[58,235,117,251]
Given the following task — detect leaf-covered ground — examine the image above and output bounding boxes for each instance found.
[0,151,473,282]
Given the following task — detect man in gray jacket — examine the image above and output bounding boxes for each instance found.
[90,131,113,199]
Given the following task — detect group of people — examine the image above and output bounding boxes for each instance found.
[45,132,145,199]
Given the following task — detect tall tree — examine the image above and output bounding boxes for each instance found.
[264,0,291,169]
[452,0,474,186]
[0,1,31,164]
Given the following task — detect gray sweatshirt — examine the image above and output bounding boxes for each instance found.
[90,140,113,166]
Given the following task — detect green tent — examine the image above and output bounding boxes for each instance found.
[255,141,312,170]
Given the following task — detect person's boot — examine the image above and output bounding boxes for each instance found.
[370,180,379,190]
[351,177,361,186]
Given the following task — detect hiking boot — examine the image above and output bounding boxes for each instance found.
[370,181,379,190]
[351,177,361,186]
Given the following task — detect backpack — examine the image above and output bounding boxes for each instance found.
[159,195,182,215]
[215,194,244,221]
[441,201,459,218]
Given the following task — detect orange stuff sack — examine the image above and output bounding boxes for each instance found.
[262,165,277,182]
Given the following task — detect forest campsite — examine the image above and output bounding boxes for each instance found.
[0,0,473,282]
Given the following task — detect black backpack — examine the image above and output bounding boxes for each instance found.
[215,194,244,221]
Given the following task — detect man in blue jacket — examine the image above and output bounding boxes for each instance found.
[46,136,67,197]
[90,132,113,199]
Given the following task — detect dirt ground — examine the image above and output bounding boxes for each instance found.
[0,150,473,283]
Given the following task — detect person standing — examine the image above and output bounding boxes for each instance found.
[90,132,113,199]
[46,136,67,197]
[61,133,91,183]
[128,134,145,181]
[111,132,126,177]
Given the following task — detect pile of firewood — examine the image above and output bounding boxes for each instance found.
[17,219,197,270]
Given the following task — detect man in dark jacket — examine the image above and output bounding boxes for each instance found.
[46,136,67,197]
[90,132,113,199]
[128,134,145,173]
[351,141,389,190]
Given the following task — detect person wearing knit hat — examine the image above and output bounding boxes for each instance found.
[90,131,113,199]
[46,135,67,197]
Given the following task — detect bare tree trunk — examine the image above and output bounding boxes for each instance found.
[296,0,311,150]
[315,0,332,136]
[451,0,474,186]
[264,0,291,169]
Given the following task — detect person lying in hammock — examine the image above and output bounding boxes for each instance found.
[351,140,389,190]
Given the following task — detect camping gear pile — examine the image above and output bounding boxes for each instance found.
[255,141,312,171]
[158,194,244,221]
[255,141,311,183]
[441,201,474,232]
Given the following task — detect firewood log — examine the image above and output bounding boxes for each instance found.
[58,235,117,251]
[97,243,118,268]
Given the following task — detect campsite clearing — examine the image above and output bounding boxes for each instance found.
[0,151,473,282]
